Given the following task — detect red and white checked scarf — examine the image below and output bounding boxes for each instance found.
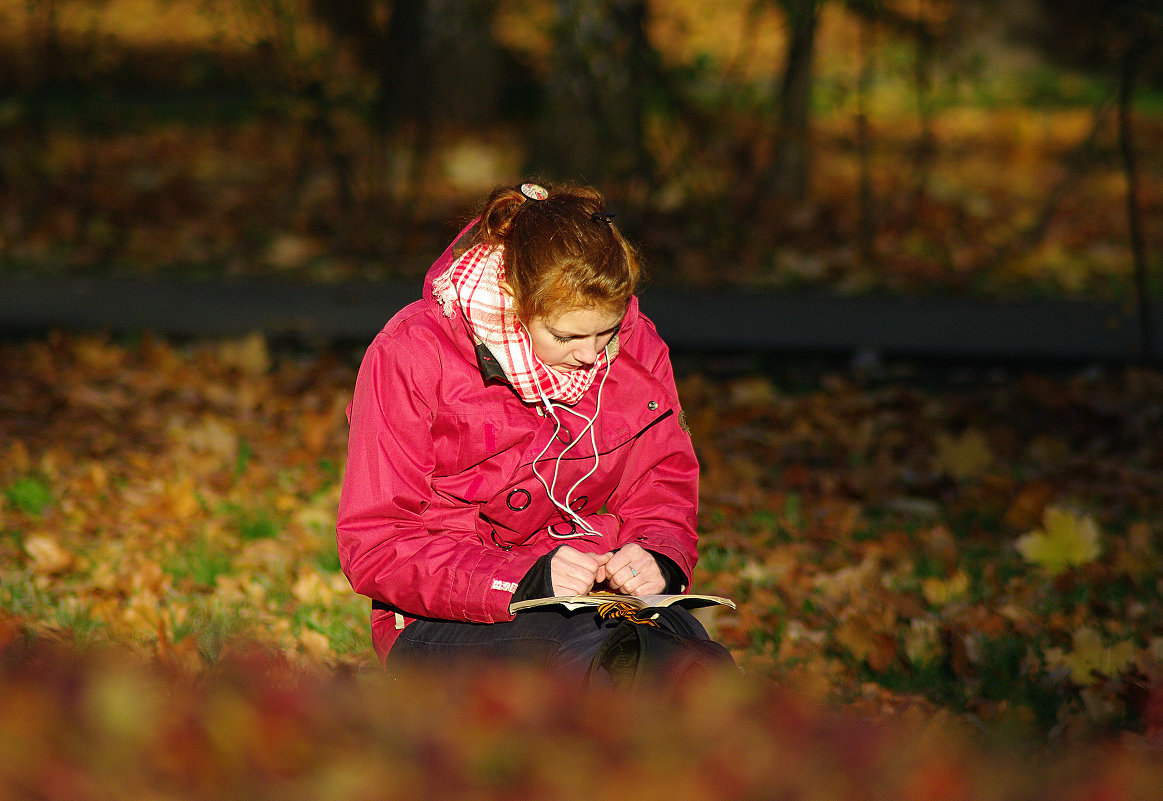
[433,243,604,405]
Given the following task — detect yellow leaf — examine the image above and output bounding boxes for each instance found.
[922,570,969,607]
[294,504,336,533]
[933,429,993,480]
[904,617,942,667]
[184,416,238,459]
[164,475,201,521]
[1015,506,1101,575]
[1046,627,1136,685]
[217,332,270,375]
[130,558,169,594]
[298,629,331,659]
[25,535,73,574]
[122,590,163,637]
[292,569,333,607]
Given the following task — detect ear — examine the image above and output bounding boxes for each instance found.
[497,280,515,299]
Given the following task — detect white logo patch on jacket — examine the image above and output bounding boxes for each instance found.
[491,579,518,593]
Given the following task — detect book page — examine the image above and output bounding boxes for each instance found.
[510,592,734,614]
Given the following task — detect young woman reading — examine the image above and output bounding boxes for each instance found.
[337,182,729,681]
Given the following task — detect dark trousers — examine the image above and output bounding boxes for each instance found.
[387,607,713,681]
[387,608,612,679]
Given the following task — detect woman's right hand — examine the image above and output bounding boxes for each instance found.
[550,546,611,597]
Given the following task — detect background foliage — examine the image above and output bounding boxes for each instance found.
[0,0,1160,299]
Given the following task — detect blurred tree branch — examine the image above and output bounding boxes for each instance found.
[1116,4,1162,361]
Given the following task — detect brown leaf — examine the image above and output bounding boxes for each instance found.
[835,608,898,672]
[1003,481,1054,530]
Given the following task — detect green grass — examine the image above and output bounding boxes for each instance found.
[221,503,281,541]
[4,476,53,516]
[172,604,247,664]
[166,536,235,589]
[0,572,107,644]
[295,603,369,657]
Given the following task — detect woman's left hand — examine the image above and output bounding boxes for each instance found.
[604,543,665,597]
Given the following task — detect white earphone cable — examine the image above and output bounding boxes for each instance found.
[531,342,612,538]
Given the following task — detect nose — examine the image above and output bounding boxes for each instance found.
[574,339,599,365]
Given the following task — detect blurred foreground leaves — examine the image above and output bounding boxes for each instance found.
[2,629,1163,801]
[2,331,1163,758]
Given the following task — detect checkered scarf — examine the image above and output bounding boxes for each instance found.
[433,243,605,406]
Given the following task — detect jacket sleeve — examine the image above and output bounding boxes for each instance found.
[336,325,543,624]
[606,326,700,584]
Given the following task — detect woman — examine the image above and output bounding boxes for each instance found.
[337,182,715,679]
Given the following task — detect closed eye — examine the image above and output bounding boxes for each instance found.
[550,324,621,345]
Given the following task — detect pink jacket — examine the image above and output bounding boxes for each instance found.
[337,224,700,661]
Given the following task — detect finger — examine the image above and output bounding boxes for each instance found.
[606,563,639,593]
[555,550,600,574]
[557,560,598,586]
[606,543,646,574]
[629,576,665,597]
[623,562,666,596]
[551,552,600,596]
[553,571,594,597]
[604,553,630,576]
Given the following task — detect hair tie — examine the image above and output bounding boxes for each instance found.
[591,212,615,224]
[520,182,548,201]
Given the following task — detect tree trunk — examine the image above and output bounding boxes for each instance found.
[855,17,876,263]
[1119,34,1154,362]
[532,0,654,186]
[766,0,819,202]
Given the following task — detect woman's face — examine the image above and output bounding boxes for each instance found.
[526,305,625,373]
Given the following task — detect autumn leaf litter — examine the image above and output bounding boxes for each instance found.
[2,332,1163,747]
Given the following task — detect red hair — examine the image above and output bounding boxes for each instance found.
[464,182,642,322]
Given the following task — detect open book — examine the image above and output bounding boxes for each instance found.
[510,591,735,614]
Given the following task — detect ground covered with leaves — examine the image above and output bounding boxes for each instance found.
[3,332,1163,796]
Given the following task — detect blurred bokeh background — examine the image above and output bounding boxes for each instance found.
[1,0,1159,303]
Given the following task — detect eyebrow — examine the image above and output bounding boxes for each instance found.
[548,322,622,339]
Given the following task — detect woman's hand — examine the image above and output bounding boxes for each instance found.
[604,543,665,597]
[550,546,611,597]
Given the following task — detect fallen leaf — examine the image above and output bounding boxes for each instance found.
[1045,627,1136,685]
[217,333,270,375]
[1015,506,1101,576]
[184,416,238,459]
[834,607,898,672]
[298,629,331,659]
[903,616,943,668]
[1003,481,1053,530]
[922,570,970,607]
[25,535,73,574]
[292,570,333,607]
[933,429,993,481]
